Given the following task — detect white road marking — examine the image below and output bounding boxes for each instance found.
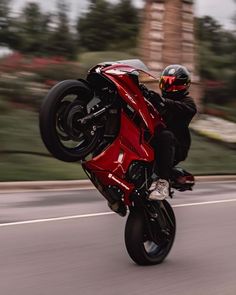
[173,198,236,207]
[0,187,95,194]
[0,212,114,228]
[1,198,236,228]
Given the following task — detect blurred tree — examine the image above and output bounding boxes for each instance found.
[234,0,236,25]
[0,0,11,45]
[3,0,77,59]
[196,16,222,54]
[228,1,236,102]
[77,0,115,51]
[196,16,236,104]
[112,0,140,50]
[11,2,51,55]
[46,0,77,59]
[77,0,140,51]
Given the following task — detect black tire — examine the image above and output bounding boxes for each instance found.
[125,200,176,265]
[39,79,102,162]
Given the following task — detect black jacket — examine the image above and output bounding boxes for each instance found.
[148,93,197,155]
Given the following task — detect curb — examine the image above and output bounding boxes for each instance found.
[190,115,236,150]
[0,180,94,192]
[191,129,236,150]
[195,175,236,182]
[0,176,236,192]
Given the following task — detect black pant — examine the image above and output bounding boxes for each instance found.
[152,129,187,180]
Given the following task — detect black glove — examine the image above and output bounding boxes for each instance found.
[140,84,166,113]
[147,90,166,113]
[139,84,150,98]
[148,90,164,104]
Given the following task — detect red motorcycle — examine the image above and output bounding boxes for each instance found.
[40,59,194,265]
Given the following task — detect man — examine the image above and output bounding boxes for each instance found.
[141,64,197,200]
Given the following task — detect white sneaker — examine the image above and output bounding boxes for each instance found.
[149,179,169,200]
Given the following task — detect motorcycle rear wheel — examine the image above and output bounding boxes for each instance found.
[125,200,176,265]
[40,79,102,162]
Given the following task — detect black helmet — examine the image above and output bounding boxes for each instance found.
[159,65,191,99]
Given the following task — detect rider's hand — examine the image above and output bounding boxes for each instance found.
[140,84,166,113]
[146,91,166,115]
[148,90,166,108]
[139,84,150,98]
[148,90,162,102]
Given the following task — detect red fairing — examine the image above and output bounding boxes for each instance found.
[84,111,154,205]
[102,67,158,135]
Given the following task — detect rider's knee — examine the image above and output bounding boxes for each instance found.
[159,130,175,145]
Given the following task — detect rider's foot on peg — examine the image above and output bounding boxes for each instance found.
[108,201,127,217]
[149,179,169,201]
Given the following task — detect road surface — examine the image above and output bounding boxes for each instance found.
[0,181,236,295]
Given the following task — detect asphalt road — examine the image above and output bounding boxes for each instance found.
[0,181,236,295]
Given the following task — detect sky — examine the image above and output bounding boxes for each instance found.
[12,0,236,30]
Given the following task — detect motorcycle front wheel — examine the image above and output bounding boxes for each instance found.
[125,200,176,265]
[40,79,102,162]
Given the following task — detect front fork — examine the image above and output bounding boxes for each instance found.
[131,193,174,243]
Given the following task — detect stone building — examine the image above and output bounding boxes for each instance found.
[139,0,201,104]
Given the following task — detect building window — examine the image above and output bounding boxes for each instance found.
[151,3,165,11]
[183,32,194,42]
[182,3,193,13]
[150,41,163,52]
[182,12,193,22]
[182,0,194,3]
[149,50,162,60]
[150,11,164,21]
[150,21,163,31]
[149,31,164,41]
[182,22,194,32]
[147,61,163,71]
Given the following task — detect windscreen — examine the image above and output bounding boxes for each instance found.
[98,59,150,73]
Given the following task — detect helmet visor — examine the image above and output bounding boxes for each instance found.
[159,76,189,93]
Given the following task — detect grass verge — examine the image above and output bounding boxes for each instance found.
[182,132,236,175]
[0,108,86,181]
[0,108,235,181]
